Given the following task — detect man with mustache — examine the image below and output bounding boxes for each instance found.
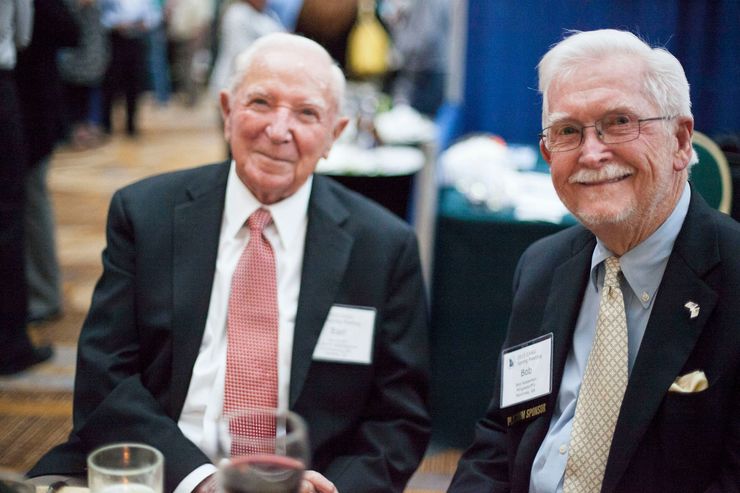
[448,29,740,492]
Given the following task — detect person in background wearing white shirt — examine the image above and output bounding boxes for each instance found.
[165,0,214,106]
[208,0,284,125]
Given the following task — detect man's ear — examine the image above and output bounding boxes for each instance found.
[673,117,694,171]
[322,117,350,159]
[333,116,350,141]
[540,139,553,166]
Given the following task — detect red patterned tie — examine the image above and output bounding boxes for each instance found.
[224,208,278,456]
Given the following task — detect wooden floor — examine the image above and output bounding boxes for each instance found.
[0,93,459,492]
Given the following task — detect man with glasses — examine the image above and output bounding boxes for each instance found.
[449,29,740,492]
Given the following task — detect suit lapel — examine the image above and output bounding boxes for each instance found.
[170,164,229,417]
[544,232,595,402]
[603,191,721,493]
[289,176,353,407]
[513,230,594,485]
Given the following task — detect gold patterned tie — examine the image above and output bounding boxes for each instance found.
[563,256,628,492]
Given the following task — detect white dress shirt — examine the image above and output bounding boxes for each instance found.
[175,162,312,493]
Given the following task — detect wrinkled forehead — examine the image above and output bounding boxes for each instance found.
[244,44,338,104]
[545,56,654,116]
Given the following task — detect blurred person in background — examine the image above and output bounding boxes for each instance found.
[165,0,213,106]
[99,0,161,136]
[58,0,110,150]
[208,0,283,106]
[208,0,284,157]
[207,0,299,47]
[146,0,171,106]
[266,0,302,30]
[380,0,449,117]
[16,0,79,326]
[1,0,56,375]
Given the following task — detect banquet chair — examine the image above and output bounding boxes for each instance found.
[691,131,733,214]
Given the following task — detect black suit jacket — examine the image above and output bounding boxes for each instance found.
[29,164,431,493]
[448,188,740,493]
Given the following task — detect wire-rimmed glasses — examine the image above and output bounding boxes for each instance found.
[539,113,674,152]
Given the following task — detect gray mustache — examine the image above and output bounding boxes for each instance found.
[569,163,632,184]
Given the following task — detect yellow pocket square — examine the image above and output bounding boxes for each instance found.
[669,370,708,393]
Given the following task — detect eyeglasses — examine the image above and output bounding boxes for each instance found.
[539,113,674,152]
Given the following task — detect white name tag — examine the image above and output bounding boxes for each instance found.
[500,333,553,408]
[312,304,376,364]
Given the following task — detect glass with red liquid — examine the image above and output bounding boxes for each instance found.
[217,408,309,493]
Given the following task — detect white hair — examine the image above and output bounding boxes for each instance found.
[227,33,346,116]
[537,29,697,164]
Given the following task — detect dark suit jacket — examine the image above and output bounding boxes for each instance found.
[29,164,431,493]
[448,188,740,493]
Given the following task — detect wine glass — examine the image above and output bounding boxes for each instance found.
[216,408,309,493]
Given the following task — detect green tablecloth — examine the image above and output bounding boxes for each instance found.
[430,187,574,448]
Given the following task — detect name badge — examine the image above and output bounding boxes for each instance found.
[312,304,376,364]
[500,333,553,408]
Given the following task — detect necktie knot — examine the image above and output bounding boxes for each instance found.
[248,208,272,234]
[604,256,621,290]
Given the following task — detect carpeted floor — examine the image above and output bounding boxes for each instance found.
[0,390,72,473]
[0,94,460,492]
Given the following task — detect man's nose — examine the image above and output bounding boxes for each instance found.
[578,126,609,165]
[265,107,293,143]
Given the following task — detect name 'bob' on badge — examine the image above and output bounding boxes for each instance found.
[500,333,553,408]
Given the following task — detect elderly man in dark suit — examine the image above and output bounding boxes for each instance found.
[448,29,740,493]
[29,33,430,493]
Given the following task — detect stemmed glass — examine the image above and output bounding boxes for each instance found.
[216,408,309,493]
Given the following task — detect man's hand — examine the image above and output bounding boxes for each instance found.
[300,470,338,493]
[194,470,336,493]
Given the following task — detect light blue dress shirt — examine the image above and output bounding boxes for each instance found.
[529,184,691,492]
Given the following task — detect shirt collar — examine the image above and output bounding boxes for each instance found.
[222,160,313,248]
[590,183,691,307]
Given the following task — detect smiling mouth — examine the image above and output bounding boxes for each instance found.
[579,174,631,186]
[569,164,633,186]
[256,151,293,164]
